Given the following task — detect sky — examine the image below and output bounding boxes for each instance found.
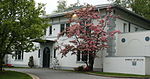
[34,0,111,14]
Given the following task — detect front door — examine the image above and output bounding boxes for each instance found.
[43,47,50,68]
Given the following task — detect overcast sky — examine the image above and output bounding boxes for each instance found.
[34,0,111,14]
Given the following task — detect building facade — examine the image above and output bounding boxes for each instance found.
[7,4,150,75]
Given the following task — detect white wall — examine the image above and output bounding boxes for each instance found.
[116,18,129,33]
[130,24,145,32]
[51,24,60,37]
[104,57,146,75]
[56,37,85,69]
[145,57,150,75]
[117,31,150,56]
[55,36,103,70]
[8,42,40,67]
[40,43,54,68]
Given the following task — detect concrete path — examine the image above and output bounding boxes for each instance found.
[6,68,134,79]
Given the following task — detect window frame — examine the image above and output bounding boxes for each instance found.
[76,51,88,62]
[49,26,52,35]
[15,50,23,60]
[60,24,65,32]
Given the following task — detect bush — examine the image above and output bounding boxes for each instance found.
[74,65,90,71]
[74,66,84,71]
[28,56,34,68]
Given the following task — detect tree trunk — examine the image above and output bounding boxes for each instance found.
[0,54,5,72]
[0,59,3,72]
[89,53,95,71]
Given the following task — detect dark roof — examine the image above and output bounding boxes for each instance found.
[32,39,55,43]
[46,4,150,23]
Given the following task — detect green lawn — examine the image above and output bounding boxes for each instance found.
[0,71,32,79]
[86,72,150,78]
[59,69,150,78]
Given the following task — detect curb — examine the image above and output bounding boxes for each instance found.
[26,73,40,79]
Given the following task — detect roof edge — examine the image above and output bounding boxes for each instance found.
[45,3,150,23]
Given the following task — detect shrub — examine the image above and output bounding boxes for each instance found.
[28,56,34,68]
[74,66,84,71]
[74,65,90,71]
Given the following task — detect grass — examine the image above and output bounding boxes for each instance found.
[85,71,150,78]
[0,71,32,79]
[58,69,150,78]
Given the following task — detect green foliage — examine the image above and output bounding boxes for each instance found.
[28,56,34,68]
[109,0,150,20]
[74,66,84,71]
[0,0,49,71]
[54,0,67,13]
[0,71,32,79]
[53,0,84,13]
[131,0,150,20]
[86,72,150,78]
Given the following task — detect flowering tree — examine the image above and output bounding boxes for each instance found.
[58,5,120,71]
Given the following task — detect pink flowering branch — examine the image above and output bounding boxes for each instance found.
[57,4,120,71]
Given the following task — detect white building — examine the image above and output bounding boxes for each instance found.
[7,4,150,75]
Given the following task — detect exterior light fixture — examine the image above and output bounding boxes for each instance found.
[72,14,78,20]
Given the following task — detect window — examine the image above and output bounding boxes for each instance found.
[135,27,138,32]
[77,51,88,62]
[49,26,52,35]
[54,49,56,58]
[123,23,128,33]
[44,29,46,35]
[66,23,70,28]
[38,49,40,58]
[15,50,23,60]
[82,51,88,61]
[66,23,70,31]
[121,38,126,43]
[77,51,80,61]
[60,24,65,32]
[128,23,130,32]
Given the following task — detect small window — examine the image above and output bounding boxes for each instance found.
[82,51,88,61]
[54,49,56,58]
[15,50,23,60]
[60,24,65,32]
[66,23,70,28]
[77,51,80,61]
[123,23,128,33]
[49,26,52,35]
[135,27,138,32]
[145,37,150,41]
[77,51,88,62]
[128,23,130,32]
[121,38,126,43]
[38,49,40,58]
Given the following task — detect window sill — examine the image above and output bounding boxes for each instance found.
[14,60,23,61]
[76,61,85,63]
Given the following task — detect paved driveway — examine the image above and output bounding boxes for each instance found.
[6,68,134,79]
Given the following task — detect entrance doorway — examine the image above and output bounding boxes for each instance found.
[43,47,50,68]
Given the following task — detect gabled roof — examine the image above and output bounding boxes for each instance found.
[46,4,150,23]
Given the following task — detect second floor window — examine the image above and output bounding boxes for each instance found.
[135,27,138,32]
[49,26,52,35]
[123,23,128,33]
[60,24,65,32]
[66,23,70,28]
[38,49,40,58]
